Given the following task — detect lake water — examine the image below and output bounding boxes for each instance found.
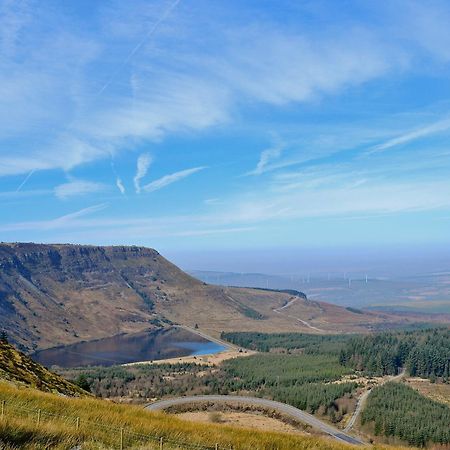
[32,327,226,368]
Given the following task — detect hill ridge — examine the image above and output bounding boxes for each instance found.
[0,242,415,352]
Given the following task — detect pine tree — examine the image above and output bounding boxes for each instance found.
[0,331,8,344]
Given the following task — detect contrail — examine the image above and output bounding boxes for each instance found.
[16,169,35,191]
[97,0,182,96]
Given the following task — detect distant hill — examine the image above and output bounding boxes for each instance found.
[0,339,86,396]
[0,242,422,352]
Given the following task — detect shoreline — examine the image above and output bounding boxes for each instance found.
[123,348,256,367]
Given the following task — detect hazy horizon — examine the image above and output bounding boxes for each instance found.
[167,244,450,278]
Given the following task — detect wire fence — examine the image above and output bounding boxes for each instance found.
[0,399,231,450]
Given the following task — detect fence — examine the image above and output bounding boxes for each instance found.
[0,399,230,450]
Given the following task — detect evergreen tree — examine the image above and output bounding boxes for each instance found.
[0,331,8,344]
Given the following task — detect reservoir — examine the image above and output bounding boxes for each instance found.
[32,327,227,368]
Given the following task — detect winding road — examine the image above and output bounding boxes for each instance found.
[273,296,325,332]
[344,389,371,432]
[145,395,365,445]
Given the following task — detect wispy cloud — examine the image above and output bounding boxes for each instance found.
[369,117,450,153]
[0,203,108,232]
[134,153,152,194]
[0,0,409,178]
[248,144,283,175]
[54,180,107,200]
[116,177,126,194]
[216,179,450,225]
[142,166,206,193]
[52,203,109,225]
[110,160,125,194]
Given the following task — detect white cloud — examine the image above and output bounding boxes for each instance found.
[216,27,392,106]
[248,145,283,175]
[54,180,106,199]
[0,2,402,178]
[215,179,450,225]
[369,117,450,153]
[116,177,126,194]
[2,0,450,184]
[0,203,108,231]
[142,166,206,193]
[52,203,108,224]
[133,153,152,193]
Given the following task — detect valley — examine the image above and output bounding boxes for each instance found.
[3,1,450,448]
[1,243,449,449]
[190,270,450,315]
[51,327,450,448]
[0,243,427,353]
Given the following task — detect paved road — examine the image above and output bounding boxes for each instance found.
[344,389,371,432]
[146,395,365,445]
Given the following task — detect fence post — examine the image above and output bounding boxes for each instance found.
[75,417,80,430]
[37,409,41,425]
[159,436,164,450]
[119,427,124,450]
[1,400,4,418]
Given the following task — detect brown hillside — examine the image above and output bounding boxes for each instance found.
[0,242,419,352]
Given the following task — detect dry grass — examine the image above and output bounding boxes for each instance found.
[125,348,257,367]
[177,410,304,434]
[0,341,87,397]
[406,378,450,406]
[0,382,412,450]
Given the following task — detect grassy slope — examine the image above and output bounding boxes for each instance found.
[0,382,411,450]
[0,341,86,396]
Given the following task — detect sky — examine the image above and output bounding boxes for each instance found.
[2,0,450,272]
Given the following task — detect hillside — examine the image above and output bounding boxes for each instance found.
[0,382,412,450]
[0,340,86,396]
[0,242,421,352]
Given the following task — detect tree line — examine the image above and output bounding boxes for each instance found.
[221,331,351,355]
[339,327,450,378]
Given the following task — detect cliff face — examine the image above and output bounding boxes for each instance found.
[0,243,197,351]
[0,243,409,352]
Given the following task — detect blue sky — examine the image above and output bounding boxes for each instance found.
[2,0,450,269]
